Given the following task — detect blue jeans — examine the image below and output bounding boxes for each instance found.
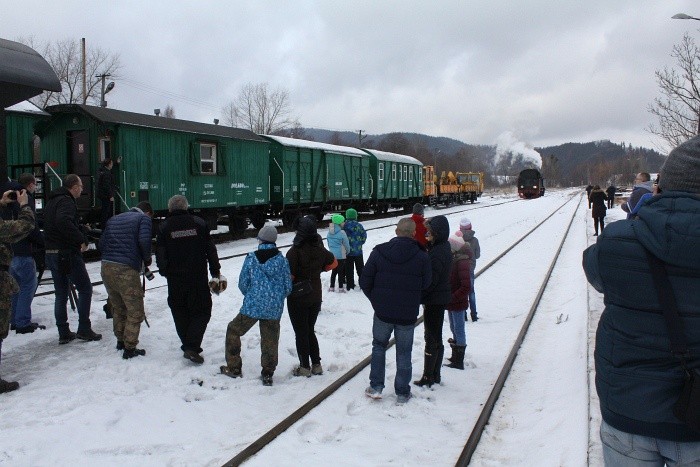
[369,315,415,396]
[448,310,466,346]
[601,420,700,466]
[46,252,93,335]
[10,256,37,328]
[469,273,476,315]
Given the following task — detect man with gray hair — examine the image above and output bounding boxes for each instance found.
[156,195,224,364]
[360,217,431,404]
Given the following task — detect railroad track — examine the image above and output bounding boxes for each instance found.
[220,192,582,466]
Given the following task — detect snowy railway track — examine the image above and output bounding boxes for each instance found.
[222,193,582,466]
[33,198,520,298]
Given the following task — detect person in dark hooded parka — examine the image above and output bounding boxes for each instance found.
[286,215,337,377]
[584,136,700,465]
[414,215,452,388]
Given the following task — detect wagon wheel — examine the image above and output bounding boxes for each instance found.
[282,211,297,228]
[228,215,248,235]
[250,212,267,230]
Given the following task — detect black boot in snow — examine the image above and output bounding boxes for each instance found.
[447,343,457,363]
[414,352,438,387]
[446,346,466,370]
[413,375,434,388]
[0,378,19,394]
[432,345,444,384]
[470,312,478,322]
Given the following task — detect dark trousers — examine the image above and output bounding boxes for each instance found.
[46,252,93,336]
[594,216,605,234]
[287,300,321,368]
[167,278,212,353]
[607,197,614,209]
[345,255,364,289]
[422,303,446,379]
[330,258,346,288]
[100,198,114,229]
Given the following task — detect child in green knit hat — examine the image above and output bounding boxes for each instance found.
[343,208,367,290]
[326,214,350,292]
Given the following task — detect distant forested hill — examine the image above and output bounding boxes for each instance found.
[279,128,666,187]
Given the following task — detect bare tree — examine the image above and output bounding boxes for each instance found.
[163,104,176,118]
[19,37,121,109]
[222,82,298,134]
[648,33,700,150]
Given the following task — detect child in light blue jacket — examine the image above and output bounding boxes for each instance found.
[326,214,350,292]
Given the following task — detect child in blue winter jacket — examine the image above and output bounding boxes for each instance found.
[343,208,367,290]
[220,225,292,386]
[326,214,350,292]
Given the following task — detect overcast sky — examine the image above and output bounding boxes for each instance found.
[3,1,699,153]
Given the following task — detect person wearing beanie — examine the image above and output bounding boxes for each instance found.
[287,215,337,377]
[411,204,428,248]
[343,207,367,291]
[327,214,350,292]
[456,217,480,322]
[583,135,700,464]
[221,224,292,386]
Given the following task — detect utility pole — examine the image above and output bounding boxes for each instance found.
[356,130,367,148]
[82,38,87,104]
[97,73,114,107]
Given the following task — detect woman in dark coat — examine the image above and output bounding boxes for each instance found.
[286,216,337,377]
[589,185,608,236]
[414,215,452,387]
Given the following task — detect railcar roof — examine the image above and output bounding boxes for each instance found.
[46,104,268,143]
[262,134,366,157]
[4,100,49,115]
[361,148,422,165]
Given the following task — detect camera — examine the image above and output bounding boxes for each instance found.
[144,268,155,281]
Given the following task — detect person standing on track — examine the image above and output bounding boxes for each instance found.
[456,218,480,322]
[410,203,428,249]
[589,185,608,236]
[584,136,700,465]
[361,217,431,403]
[414,215,451,388]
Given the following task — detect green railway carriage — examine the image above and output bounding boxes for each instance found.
[35,104,270,230]
[362,149,423,213]
[4,102,49,170]
[263,135,371,226]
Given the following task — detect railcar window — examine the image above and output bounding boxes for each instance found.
[378,163,384,181]
[200,143,217,174]
[99,137,111,162]
[392,164,396,181]
[409,169,413,181]
[403,166,407,181]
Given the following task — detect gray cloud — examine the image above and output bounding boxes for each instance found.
[3,0,697,152]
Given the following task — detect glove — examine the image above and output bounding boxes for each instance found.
[209,274,228,295]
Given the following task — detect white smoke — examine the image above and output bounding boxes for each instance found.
[494,131,542,169]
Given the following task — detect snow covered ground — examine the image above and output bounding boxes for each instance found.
[0,188,614,466]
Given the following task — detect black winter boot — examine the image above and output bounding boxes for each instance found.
[447,343,457,363]
[432,345,444,384]
[414,352,438,387]
[446,345,466,370]
[0,378,19,394]
[123,348,146,359]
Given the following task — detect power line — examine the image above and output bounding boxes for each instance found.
[118,78,222,111]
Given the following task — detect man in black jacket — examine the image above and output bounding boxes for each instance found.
[156,195,222,364]
[360,218,431,403]
[96,158,115,229]
[44,174,101,344]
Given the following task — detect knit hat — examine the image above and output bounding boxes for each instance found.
[332,214,345,225]
[412,203,424,215]
[459,218,472,231]
[660,136,700,193]
[257,225,278,244]
[296,215,317,237]
[345,208,358,220]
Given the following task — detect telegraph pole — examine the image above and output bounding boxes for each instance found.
[356,130,367,148]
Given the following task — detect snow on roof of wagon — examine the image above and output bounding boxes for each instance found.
[362,148,422,165]
[5,100,49,115]
[46,104,268,143]
[262,135,367,157]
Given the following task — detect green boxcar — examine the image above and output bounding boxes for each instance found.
[36,104,270,230]
[362,149,423,213]
[264,135,371,226]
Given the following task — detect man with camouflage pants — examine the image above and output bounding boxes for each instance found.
[99,202,153,359]
[0,188,35,393]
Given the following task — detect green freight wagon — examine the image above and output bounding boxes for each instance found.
[362,149,423,213]
[263,135,371,226]
[36,104,270,231]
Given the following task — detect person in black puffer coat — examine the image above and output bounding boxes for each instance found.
[286,215,337,377]
[589,185,607,236]
[414,215,452,388]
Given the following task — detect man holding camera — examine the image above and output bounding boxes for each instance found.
[44,174,101,344]
[99,202,153,359]
[0,188,35,393]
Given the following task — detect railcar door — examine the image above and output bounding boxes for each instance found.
[67,130,93,211]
